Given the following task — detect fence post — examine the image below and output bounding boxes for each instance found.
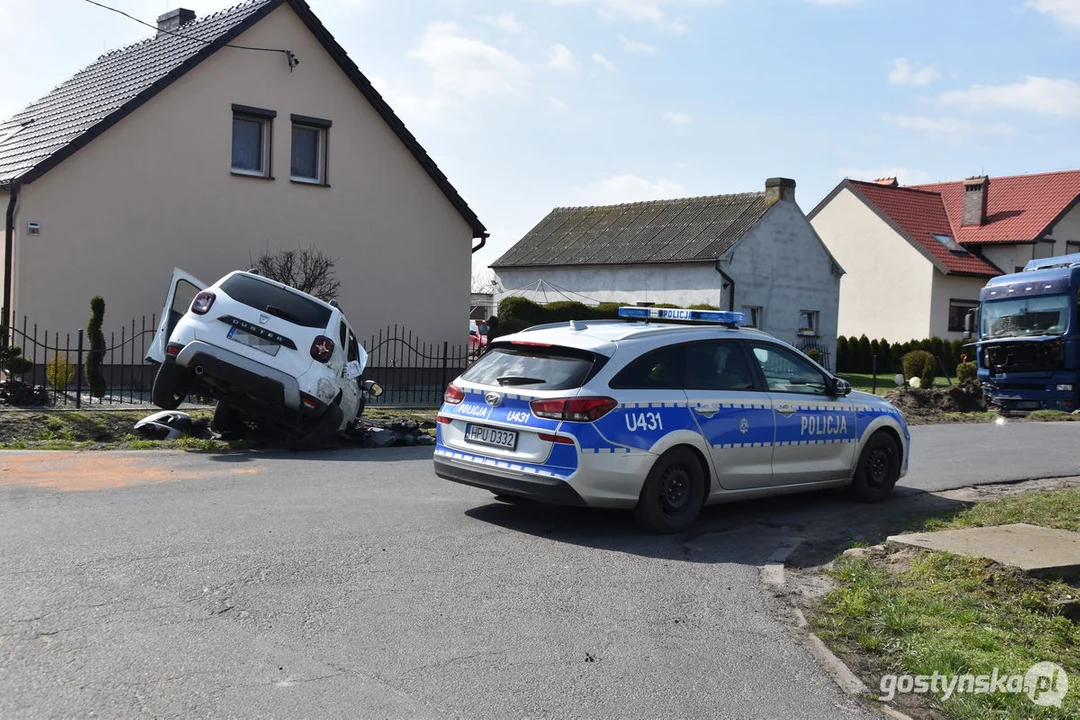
[76,330,84,409]
[872,355,877,394]
[441,341,449,394]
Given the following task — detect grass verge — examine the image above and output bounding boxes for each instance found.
[814,488,1080,719]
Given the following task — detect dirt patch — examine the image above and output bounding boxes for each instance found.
[884,382,987,424]
[0,453,260,492]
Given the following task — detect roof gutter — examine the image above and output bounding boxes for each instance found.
[3,182,17,334]
[714,258,735,311]
[471,232,488,254]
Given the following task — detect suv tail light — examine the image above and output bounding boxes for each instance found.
[530,396,618,422]
[444,383,465,405]
[310,336,334,363]
[190,291,216,315]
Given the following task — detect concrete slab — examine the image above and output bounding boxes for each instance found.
[887,523,1080,579]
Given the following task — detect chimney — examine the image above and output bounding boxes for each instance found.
[874,177,898,187]
[157,8,196,35]
[962,175,989,226]
[764,177,796,204]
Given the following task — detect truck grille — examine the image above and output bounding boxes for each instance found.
[984,340,1064,374]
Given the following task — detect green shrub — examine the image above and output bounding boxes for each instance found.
[46,354,76,389]
[836,336,850,372]
[87,297,106,398]
[902,350,936,388]
[956,361,978,384]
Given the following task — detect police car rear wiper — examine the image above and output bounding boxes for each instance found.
[497,376,546,386]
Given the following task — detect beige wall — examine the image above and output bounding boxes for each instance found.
[1049,202,1080,255]
[928,273,985,340]
[811,188,935,342]
[12,4,474,349]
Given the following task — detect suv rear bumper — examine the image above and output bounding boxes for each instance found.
[174,341,302,411]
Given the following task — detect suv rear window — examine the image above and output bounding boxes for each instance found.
[460,345,606,390]
[220,274,332,329]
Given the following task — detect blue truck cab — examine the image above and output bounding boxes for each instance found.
[975,253,1080,414]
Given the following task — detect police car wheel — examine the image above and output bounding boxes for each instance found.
[849,432,900,503]
[634,448,706,534]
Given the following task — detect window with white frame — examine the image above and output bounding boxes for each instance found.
[290,114,331,185]
[798,310,819,336]
[231,105,275,177]
[741,306,762,328]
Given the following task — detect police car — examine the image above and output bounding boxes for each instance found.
[434,307,910,533]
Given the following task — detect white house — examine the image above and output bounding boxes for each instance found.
[491,178,845,367]
[809,171,1080,342]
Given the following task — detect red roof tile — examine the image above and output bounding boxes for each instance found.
[910,170,1080,245]
[846,180,1003,277]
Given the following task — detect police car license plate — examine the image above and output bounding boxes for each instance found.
[227,326,280,356]
[465,424,517,450]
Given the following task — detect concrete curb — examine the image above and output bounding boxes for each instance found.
[761,540,917,720]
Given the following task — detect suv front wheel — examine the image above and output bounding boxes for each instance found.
[286,403,344,451]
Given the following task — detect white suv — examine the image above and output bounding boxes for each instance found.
[147,269,380,448]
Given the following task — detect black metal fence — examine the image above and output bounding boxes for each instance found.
[0,314,159,408]
[361,325,471,407]
[794,338,833,372]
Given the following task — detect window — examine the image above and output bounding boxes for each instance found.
[685,341,756,391]
[931,233,970,256]
[290,114,331,185]
[610,345,685,390]
[741,306,762,328]
[231,105,275,177]
[798,310,819,337]
[749,343,829,395]
[948,299,979,333]
[219,274,332,329]
[461,346,604,390]
[1067,241,1080,256]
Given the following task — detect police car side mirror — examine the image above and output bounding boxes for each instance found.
[828,377,852,396]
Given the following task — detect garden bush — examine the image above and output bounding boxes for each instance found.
[46,354,76,389]
[902,350,937,388]
[956,361,978,385]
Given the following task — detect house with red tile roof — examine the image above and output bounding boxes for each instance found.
[808,170,1080,342]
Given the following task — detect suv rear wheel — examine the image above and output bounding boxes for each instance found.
[151,363,189,410]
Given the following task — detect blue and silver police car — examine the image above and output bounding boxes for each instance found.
[434,308,910,533]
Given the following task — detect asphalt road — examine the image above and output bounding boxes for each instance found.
[1,421,1077,719]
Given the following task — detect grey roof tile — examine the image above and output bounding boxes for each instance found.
[493,192,771,267]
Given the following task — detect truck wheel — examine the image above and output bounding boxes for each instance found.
[849,432,900,503]
[287,404,344,451]
[633,448,706,534]
[151,363,188,410]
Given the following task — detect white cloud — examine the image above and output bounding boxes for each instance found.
[1026,0,1080,29]
[880,114,1013,136]
[580,174,689,205]
[550,96,568,110]
[548,44,579,71]
[480,11,523,33]
[663,112,692,125]
[409,21,532,100]
[619,34,658,54]
[536,0,724,25]
[804,0,865,5]
[940,76,1080,117]
[888,58,940,86]
[592,52,616,71]
[837,167,934,185]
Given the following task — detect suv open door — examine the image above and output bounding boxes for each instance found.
[146,268,207,364]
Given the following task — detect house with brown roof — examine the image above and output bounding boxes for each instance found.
[809,170,1080,342]
[0,0,486,346]
[492,178,845,366]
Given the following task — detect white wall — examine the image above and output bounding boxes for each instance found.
[928,274,986,340]
[494,263,725,308]
[720,199,842,364]
[811,188,936,342]
[13,4,474,346]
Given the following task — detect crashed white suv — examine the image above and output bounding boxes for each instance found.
[147,269,380,448]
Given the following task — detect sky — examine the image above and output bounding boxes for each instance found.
[2,0,1080,285]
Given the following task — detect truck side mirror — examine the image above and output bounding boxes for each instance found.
[963,309,975,340]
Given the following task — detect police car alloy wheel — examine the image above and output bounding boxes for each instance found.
[433,306,911,533]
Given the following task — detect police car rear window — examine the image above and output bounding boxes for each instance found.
[461,345,605,390]
[220,274,332,329]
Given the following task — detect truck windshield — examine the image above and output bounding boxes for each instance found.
[980,295,1070,339]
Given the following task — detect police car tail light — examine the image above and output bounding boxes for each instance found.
[530,396,618,422]
[190,291,216,315]
[537,432,574,444]
[310,336,334,363]
[444,383,465,405]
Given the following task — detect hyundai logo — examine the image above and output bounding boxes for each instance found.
[484,391,503,407]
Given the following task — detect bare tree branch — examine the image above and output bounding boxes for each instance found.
[254,246,342,301]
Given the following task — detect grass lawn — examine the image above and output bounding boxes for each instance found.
[837,372,952,396]
[815,488,1080,719]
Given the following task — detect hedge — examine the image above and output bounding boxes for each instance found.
[835,334,973,376]
[491,298,718,339]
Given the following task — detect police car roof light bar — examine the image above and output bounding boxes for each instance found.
[617,306,746,328]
